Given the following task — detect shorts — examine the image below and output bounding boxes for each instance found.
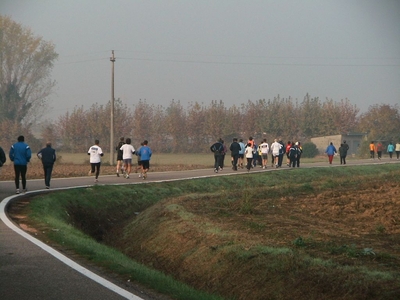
[141,160,150,169]
[262,154,268,159]
[138,160,142,166]
[239,154,244,159]
[123,158,132,165]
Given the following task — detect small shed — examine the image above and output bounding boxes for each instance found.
[311,133,366,156]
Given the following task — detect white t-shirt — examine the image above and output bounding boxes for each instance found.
[120,144,135,160]
[245,145,253,158]
[259,142,269,154]
[270,142,282,155]
[88,145,103,163]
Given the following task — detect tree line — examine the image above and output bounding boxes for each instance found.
[34,96,400,154]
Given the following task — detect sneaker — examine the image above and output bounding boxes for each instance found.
[214,169,218,173]
[116,172,120,177]
[16,189,20,194]
[263,166,265,169]
[138,173,142,178]
[95,179,98,183]
[23,189,27,193]
[46,186,50,189]
[126,175,130,179]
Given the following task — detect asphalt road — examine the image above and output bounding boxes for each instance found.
[1,158,399,299]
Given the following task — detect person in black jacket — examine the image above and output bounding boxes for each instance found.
[0,146,6,175]
[37,142,56,189]
[210,138,224,173]
[229,138,241,171]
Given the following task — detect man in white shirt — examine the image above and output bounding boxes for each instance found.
[120,138,135,178]
[88,139,103,182]
[270,139,282,168]
[259,139,269,169]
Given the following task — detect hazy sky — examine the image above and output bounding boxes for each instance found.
[1,0,399,120]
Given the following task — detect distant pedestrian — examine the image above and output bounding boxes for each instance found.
[376,142,383,160]
[210,138,224,173]
[116,137,125,177]
[288,142,298,168]
[259,139,269,169]
[229,138,241,171]
[87,139,103,183]
[278,140,285,167]
[238,139,246,168]
[120,138,136,179]
[387,142,395,159]
[221,140,227,170]
[369,141,376,159]
[338,143,348,165]
[245,143,254,171]
[0,145,6,174]
[37,142,56,189]
[295,142,303,167]
[270,139,282,168]
[136,142,144,177]
[136,140,152,179]
[325,142,337,165]
[9,135,32,194]
[396,142,400,160]
[285,141,291,167]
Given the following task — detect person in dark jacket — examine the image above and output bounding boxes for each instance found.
[210,138,224,173]
[0,146,6,168]
[37,142,56,189]
[9,135,32,194]
[288,142,298,168]
[338,143,348,165]
[229,138,241,171]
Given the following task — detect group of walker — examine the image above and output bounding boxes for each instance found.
[210,137,304,173]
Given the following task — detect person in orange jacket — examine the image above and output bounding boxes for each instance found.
[369,141,376,159]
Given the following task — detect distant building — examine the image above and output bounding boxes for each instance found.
[311,133,366,156]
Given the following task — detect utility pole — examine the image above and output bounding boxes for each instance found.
[110,50,115,166]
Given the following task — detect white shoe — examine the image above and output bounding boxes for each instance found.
[138,173,142,178]
[16,189,20,194]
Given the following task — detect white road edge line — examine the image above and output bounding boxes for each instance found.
[0,186,143,300]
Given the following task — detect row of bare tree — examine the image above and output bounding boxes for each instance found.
[35,96,400,153]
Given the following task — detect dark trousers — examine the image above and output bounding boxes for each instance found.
[340,155,346,165]
[14,165,27,189]
[246,158,253,170]
[90,162,101,179]
[296,156,301,167]
[43,164,54,187]
[214,154,223,170]
[278,154,284,167]
[231,154,239,170]
[289,156,296,167]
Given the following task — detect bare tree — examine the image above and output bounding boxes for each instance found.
[0,15,58,125]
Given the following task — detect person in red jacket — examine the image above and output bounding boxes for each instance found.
[285,141,291,166]
[376,142,383,160]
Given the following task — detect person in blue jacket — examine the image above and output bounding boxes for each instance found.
[136,140,152,179]
[9,135,32,194]
[325,142,337,165]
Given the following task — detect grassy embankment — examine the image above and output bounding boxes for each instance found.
[18,163,400,300]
